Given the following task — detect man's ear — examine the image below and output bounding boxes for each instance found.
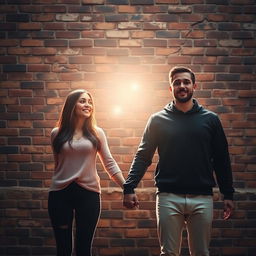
[169,86,173,93]
[193,83,197,90]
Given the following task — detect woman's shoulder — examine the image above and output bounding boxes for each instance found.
[51,127,59,134]
[95,126,107,141]
[95,126,104,136]
[51,127,59,138]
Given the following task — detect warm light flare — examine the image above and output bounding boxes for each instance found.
[130,82,139,92]
[113,106,123,116]
[107,79,152,117]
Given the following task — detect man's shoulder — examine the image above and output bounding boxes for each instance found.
[200,106,218,118]
[150,109,167,120]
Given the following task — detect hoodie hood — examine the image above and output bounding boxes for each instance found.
[164,99,202,115]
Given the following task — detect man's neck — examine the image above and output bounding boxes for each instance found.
[174,99,194,113]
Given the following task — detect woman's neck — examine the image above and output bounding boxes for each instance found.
[74,118,84,133]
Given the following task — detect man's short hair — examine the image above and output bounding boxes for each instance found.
[169,66,195,84]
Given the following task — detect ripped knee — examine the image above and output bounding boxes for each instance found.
[55,224,69,229]
[59,224,69,229]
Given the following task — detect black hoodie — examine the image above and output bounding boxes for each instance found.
[123,99,234,200]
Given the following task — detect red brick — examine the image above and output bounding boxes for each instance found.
[18,23,41,30]
[32,47,57,55]
[93,22,116,30]
[43,6,66,13]
[119,39,141,47]
[69,56,93,64]
[98,248,123,256]
[19,56,42,64]
[81,31,105,38]
[21,39,43,47]
[67,22,91,30]
[168,56,192,64]
[125,229,150,238]
[44,56,67,64]
[31,14,55,22]
[8,47,31,55]
[168,6,192,13]
[43,22,66,30]
[144,22,167,30]
[111,220,137,228]
[7,154,31,162]
[59,73,83,81]
[0,56,17,64]
[0,39,19,47]
[221,247,248,255]
[28,64,51,72]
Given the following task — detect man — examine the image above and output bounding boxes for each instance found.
[123,66,235,256]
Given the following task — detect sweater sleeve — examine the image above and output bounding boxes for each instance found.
[123,116,157,194]
[51,127,59,168]
[212,116,235,200]
[97,127,121,178]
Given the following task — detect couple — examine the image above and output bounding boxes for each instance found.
[48,66,235,256]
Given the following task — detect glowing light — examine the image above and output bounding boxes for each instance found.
[130,82,139,92]
[109,80,150,117]
[113,106,123,115]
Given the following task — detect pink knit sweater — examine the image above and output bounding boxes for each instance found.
[49,127,121,193]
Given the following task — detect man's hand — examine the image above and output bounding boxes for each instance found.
[223,199,234,220]
[123,193,139,209]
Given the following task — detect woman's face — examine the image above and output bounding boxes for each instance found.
[74,92,93,119]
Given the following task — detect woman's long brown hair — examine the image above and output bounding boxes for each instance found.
[52,89,101,154]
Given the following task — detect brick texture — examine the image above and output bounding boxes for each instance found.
[0,1,255,256]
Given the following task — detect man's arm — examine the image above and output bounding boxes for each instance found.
[123,117,157,209]
[212,116,235,218]
[223,199,234,220]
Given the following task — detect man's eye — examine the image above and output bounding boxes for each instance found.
[173,81,180,86]
[184,80,191,85]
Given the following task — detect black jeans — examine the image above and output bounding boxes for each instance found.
[48,182,101,256]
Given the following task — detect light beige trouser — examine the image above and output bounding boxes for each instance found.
[156,193,213,256]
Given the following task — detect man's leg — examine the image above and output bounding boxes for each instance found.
[185,195,213,256]
[156,193,186,256]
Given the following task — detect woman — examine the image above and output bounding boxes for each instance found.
[48,89,125,256]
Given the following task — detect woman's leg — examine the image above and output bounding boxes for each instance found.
[73,184,101,256]
[48,188,74,256]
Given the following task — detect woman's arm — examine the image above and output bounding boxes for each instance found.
[111,172,125,188]
[96,127,125,188]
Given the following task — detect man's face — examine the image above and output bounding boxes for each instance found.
[169,72,196,103]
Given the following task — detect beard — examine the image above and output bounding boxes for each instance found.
[174,87,193,103]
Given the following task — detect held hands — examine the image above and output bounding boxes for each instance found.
[223,199,234,220]
[123,193,139,209]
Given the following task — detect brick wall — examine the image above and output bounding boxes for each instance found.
[0,0,256,255]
